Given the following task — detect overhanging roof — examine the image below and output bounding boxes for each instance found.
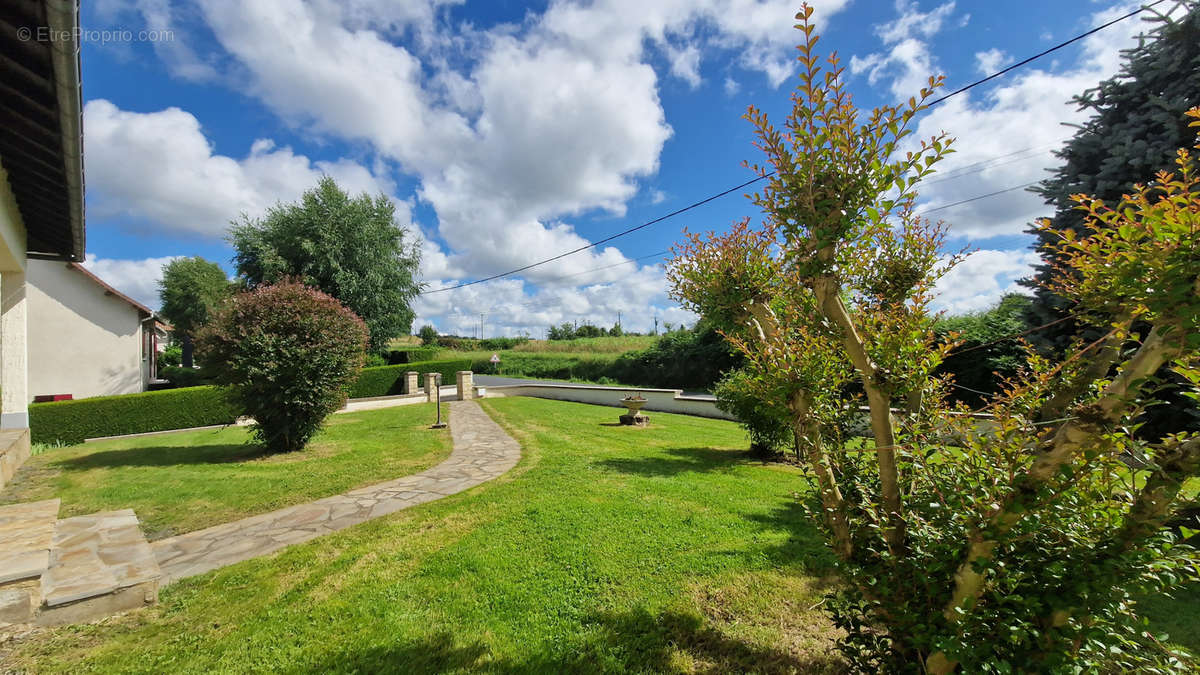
[67,262,152,318]
[0,0,85,262]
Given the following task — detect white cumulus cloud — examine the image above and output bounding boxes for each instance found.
[80,254,181,311]
[932,249,1039,316]
[83,99,404,238]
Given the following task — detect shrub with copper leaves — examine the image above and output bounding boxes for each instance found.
[670,4,1200,671]
[197,281,368,453]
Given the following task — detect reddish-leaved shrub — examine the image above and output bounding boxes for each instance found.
[197,281,368,452]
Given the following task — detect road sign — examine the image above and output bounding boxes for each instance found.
[490,353,501,363]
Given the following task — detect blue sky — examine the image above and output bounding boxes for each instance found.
[76,0,1163,336]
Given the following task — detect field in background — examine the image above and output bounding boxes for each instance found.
[511,336,658,354]
[386,335,659,359]
[387,335,423,348]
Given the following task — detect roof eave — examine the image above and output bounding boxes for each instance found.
[42,0,84,262]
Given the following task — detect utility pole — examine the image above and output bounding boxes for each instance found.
[653,317,658,335]
[617,311,621,329]
[479,313,484,340]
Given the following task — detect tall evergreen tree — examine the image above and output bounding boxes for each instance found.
[230,177,423,352]
[1024,2,1200,437]
[1025,2,1200,345]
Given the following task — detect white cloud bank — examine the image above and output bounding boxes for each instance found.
[87,0,855,334]
[84,100,404,238]
[85,0,1161,330]
[80,254,180,311]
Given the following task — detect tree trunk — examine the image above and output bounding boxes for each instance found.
[1116,436,1200,547]
[813,275,905,552]
[181,333,195,369]
[791,392,853,560]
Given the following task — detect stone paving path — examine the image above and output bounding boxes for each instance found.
[150,400,520,586]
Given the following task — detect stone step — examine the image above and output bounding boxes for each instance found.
[0,503,161,627]
[0,498,60,585]
[37,510,162,625]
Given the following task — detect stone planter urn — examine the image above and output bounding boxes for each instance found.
[619,394,649,426]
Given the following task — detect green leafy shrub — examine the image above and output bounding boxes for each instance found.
[464,328,740,391]
[609,322,742,390]
[479,337,529,350]
[197,282,368,453]
[713,371,793,457]
[669,6,1200,670]
[348,359,472,398]
[159,343,182,368]
[434,336,476,351]
[159,365,211,388]
[30,386,239,445]
[714,377,793,451]
[417,324,439,345]
[471,353,613,381]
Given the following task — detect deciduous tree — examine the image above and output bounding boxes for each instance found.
[230,177,422,351]
[158,256,230,368]
[417,324,439,346]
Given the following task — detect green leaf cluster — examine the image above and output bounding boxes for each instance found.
[230,176,422,351]
[197,281,369,453]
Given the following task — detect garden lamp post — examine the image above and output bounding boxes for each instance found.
[431,373,447,429]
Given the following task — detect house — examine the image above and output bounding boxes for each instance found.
[1,0,84,444]
[26,260,169,399]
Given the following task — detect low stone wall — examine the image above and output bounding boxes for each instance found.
[0,427,31,490]
[474,380,998,437]
[476,383,736,421]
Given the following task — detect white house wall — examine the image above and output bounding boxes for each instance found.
[0,156,28,274]
[26,260,145,399]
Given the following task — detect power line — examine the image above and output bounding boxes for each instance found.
[924,0,1168,108]
[535,250,669,285]
[918,180,1041,216]
[425,177,1051,309]
[420,3,1161,295]
[420,177,762,295]
[922,144,1059,186]
[434,250,671,318]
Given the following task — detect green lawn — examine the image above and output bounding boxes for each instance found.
[5,398,845,673]
[0,403,452,540]
[3,397,1194,672]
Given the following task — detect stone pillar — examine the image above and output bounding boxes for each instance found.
[424,372,439,403]
[404,371,419,395]
[456,370,473,400]
[1,271,28,428]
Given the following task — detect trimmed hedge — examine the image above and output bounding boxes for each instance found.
[471,353,616,382]
[30,386,240,445]
[30,358,478,444]
[380,347,440,364]
[348,359,473,398]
